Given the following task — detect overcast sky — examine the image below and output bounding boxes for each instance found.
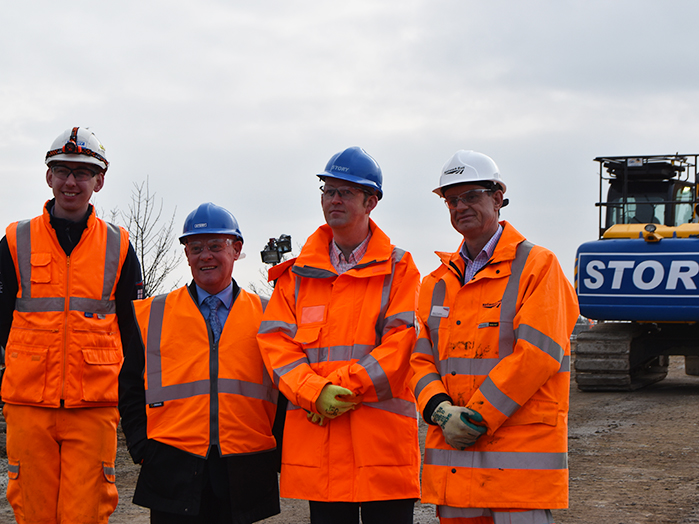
[3,1,699,294]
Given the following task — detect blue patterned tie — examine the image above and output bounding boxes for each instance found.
[204,295,223,343]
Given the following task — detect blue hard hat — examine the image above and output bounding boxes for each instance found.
[317,146,383,199]
[179,202,243,244]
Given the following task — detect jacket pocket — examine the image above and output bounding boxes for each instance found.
[501,398,559,427]
[2,345,48,403]
[293,325,322,345]
[81,348,123,402]
[30,252,52,284]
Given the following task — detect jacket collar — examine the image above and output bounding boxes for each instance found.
[293,219,394,276]
[436,221,526,280]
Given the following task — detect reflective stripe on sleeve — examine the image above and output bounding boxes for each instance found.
[515,323,564,364]
[479,376,521,418]
[258,319,297,338]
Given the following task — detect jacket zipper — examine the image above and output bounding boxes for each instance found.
[61,255,70,401]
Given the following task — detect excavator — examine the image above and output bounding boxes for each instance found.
[574,154,699,390]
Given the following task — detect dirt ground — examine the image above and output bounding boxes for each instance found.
[1,353,699,523]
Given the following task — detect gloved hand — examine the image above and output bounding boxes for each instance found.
[307,411,326,426]
[432,401,486,450]
[315,384,357,420]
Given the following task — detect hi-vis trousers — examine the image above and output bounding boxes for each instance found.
[4,404,120,524]
[438,506,555,524]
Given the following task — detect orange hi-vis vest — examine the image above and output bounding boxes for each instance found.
[2,204,129,408]
[410,222,579,512]
[134,286,277,458]
[258,221,421,502]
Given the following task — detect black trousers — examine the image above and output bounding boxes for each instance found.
[309,499,415,524]
[151,448,232,524]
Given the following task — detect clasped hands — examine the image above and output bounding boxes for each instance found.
[307,384,359,426]
[432,401,487,450]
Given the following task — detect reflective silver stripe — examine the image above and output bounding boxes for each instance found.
[16,220,32,298]
[425,447,567,470]
[8,463,19,474]
[305,344,374,364]
[515,323,564,363]
[14,219,121,314]
[144,294,168,400]
[219,378,279,404]
[292,265,337,279]
[442,357,499,376]
[439,506,492,518]
[493,509,554,524]
[413,337,432,356]
[273,357,309,386]
[374,249,399,345]
[259,319,297,338]
[414,372,442,400]
[499,240,533,358]
[101,223,122,300]
[427,280,446,375]
[15,297,64,312]
[102,464,116,477]
[382,311,414,337]
[439,507,554,524]
[359,354,391,401]
[363,397,417,419]
[69,297,116,315]
[441,355,569,378]
[479,376,521,417]
[147,380,209,404]
[559,354,570,373]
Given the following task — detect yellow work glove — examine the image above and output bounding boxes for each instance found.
[432,401,486,450]
[306,411,326,426]
[315,384,357,420]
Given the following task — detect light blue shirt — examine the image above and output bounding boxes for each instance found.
[195,282,233,328]
[460,224,503,282]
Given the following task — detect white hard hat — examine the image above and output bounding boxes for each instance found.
[433,150,506,195]
[45,127,109,171]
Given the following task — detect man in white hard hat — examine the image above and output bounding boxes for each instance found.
[0,127,143,523]
[410,150,579,524]
[257,147,421,523]
[119,203,281,523]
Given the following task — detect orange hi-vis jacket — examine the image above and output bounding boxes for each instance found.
[410,222,579,512]
[133,286,277,458]
[2,205,129,408]
[257,221,421,502]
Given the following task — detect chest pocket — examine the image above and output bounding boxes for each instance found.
[30,253,52,284]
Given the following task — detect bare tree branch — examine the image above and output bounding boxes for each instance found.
[112,177,181,297]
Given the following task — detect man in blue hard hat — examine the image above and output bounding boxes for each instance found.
[119,202,281,524]
[258,147,422,524]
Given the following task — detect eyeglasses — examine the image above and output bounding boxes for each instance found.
[444,189,493,209]
[186,238,233,255]
[320,185,368,200]
[51,164,100,182]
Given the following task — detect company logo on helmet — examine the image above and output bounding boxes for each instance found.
[445,167,465,175]
[194,223,207,228]
[330,165,350,172]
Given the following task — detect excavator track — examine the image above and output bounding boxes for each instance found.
[574,322,668,391]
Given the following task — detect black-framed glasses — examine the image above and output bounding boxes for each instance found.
[51,164,100,182]
[320,185,367,200]
[444,189,493,209]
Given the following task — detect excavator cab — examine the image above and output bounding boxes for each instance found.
[574,154,699,391]
[597,156,697,237]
